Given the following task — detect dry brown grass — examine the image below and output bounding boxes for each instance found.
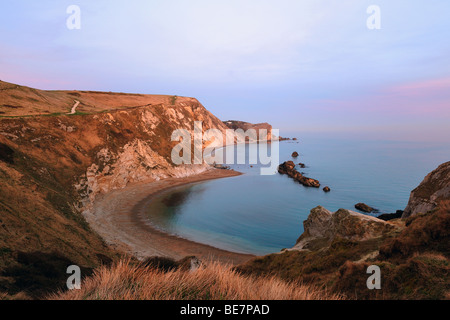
[439,200,450,213]
[379,204,450,260]
[0,291,31,300]
[0,80,179,117]
[334,204,450,300]
[48,259,343,300]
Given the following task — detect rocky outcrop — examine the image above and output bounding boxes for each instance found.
[75,139,211,207]
[293,206,396,250]
[377,210,403,221]
[403,161,450,218]
[292,152,299,158]
[213,163,230,170]
[355,203,375,213]
[223,120,272,141]
[278,160,296,172]
[323,186,331,192]
[278,161,320,188]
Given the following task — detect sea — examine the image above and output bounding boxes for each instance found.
[144,133,450,255]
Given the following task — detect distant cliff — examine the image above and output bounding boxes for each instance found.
[0,81,253,297]
[223,120,273,141]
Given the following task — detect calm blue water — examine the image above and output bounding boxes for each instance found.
[145,135,450,255]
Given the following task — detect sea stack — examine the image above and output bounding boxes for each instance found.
[278,161,320,188]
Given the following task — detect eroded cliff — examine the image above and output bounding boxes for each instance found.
[0,81,242,297]
[403,161,450,218]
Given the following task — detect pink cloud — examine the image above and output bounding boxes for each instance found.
[316,77,450,117]
[389,77,450,95]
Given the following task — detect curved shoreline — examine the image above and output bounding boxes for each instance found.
[83,169,255,265]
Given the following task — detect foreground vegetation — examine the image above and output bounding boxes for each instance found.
[45,204,448,300]
[237,204,450,300]
[48,259,342,300]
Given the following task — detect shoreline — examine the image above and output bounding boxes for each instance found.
[83,168,255,265]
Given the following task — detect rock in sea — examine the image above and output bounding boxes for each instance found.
[278,161,320,188]
[355,203,375,213]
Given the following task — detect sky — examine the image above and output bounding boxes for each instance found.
[1,0,449,141]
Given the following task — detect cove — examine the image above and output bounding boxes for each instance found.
[144,135,450,255]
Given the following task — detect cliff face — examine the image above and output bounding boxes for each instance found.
[223,120,273,141]
[1,86,236,207]
[403,161,450,218]
[0,81,242,297]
